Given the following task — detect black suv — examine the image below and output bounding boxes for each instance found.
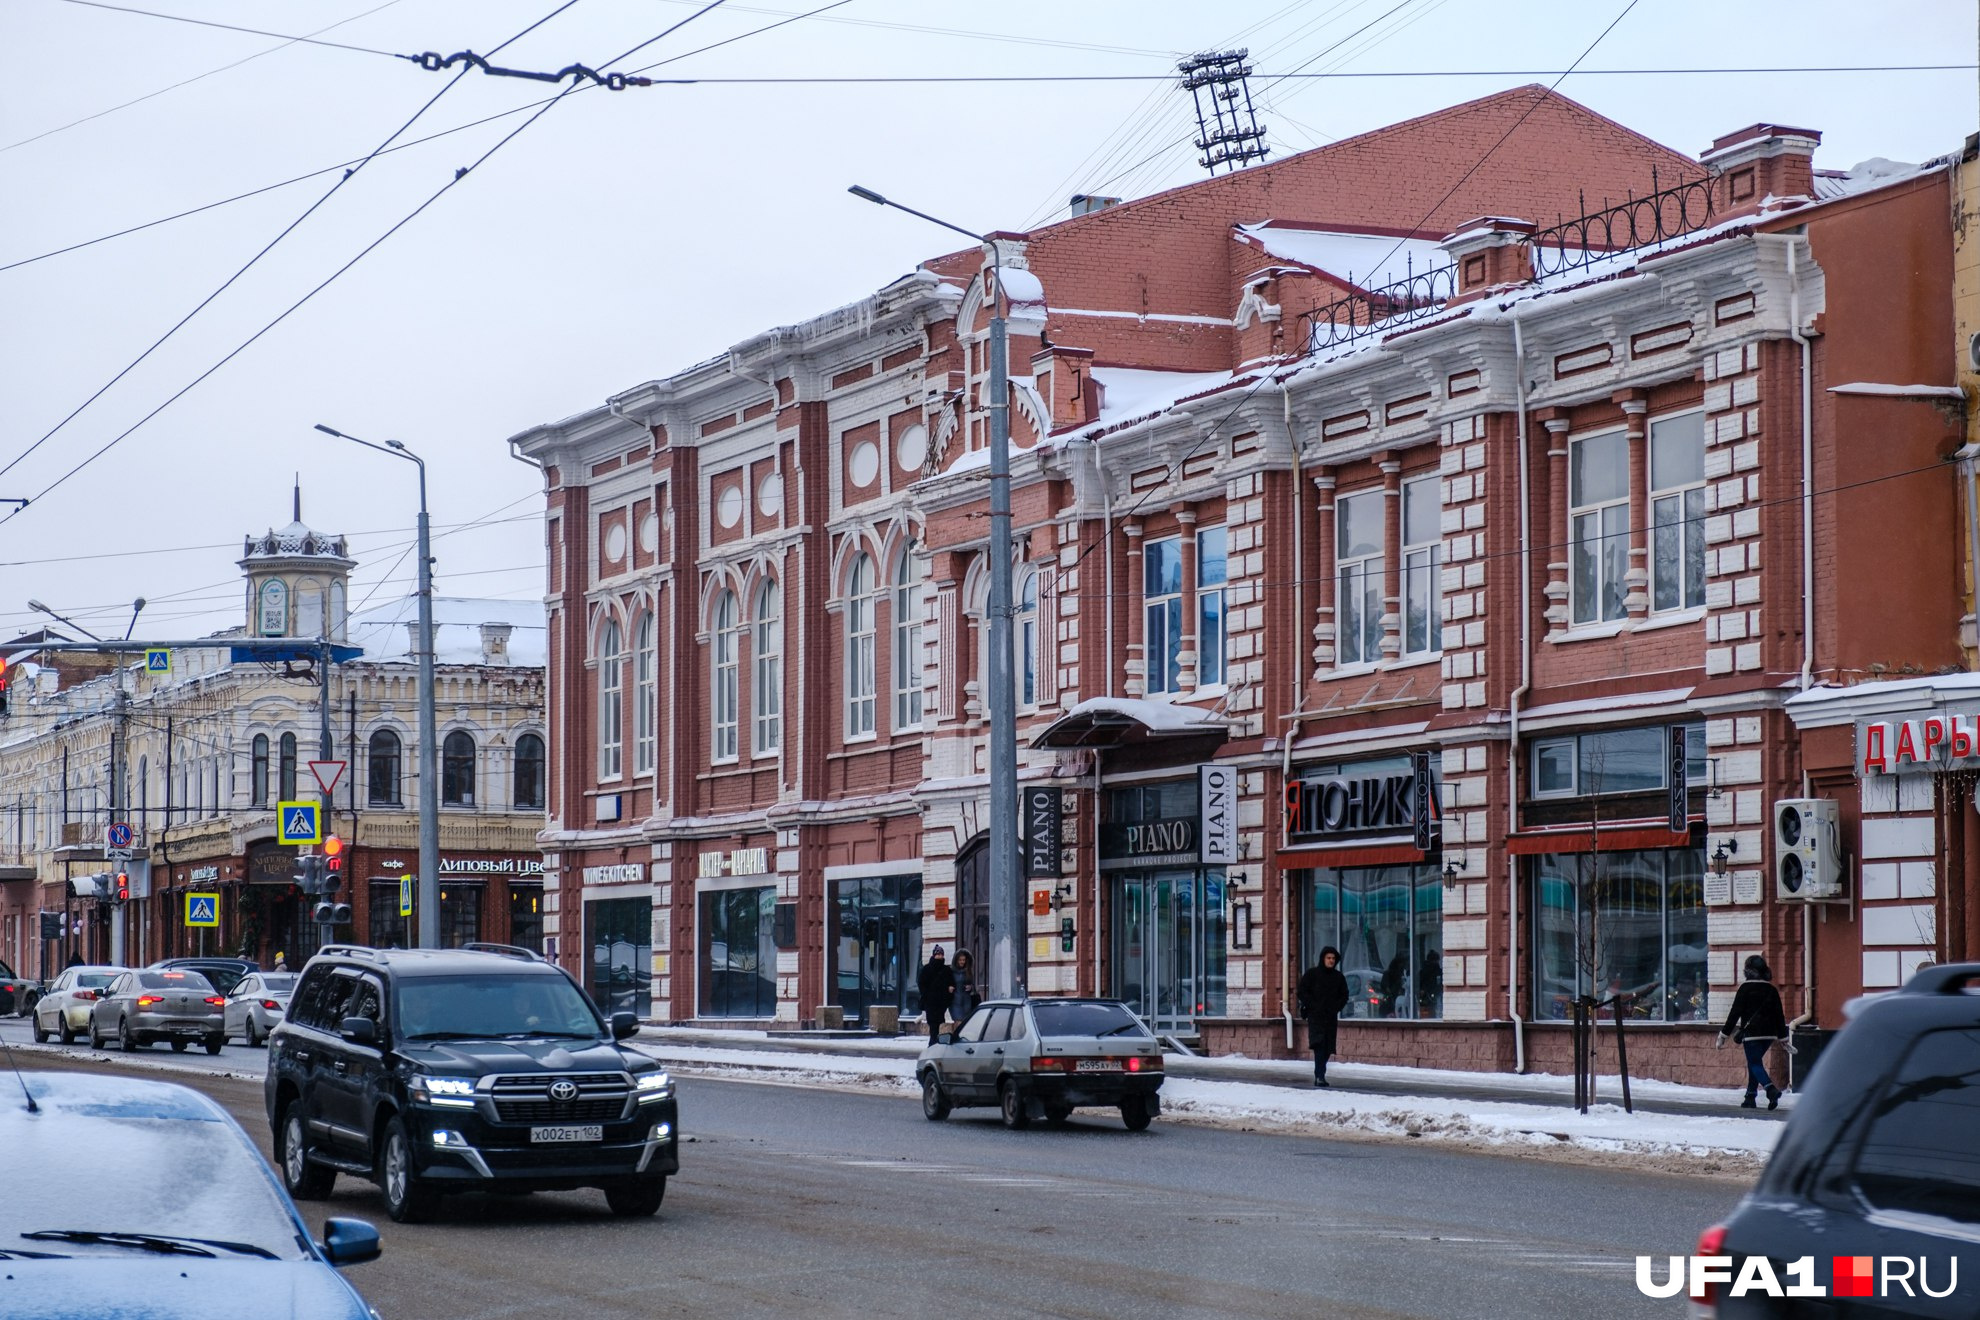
[263,943,678,1223]
[1697,963,1980,1318]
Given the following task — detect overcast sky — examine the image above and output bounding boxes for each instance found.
[1,0,1972,645]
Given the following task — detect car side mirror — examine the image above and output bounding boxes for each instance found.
[937,1031,955,1045]
[320,1217,381,1267]
[611,1011,639,1041]
[339,1016,378,1045]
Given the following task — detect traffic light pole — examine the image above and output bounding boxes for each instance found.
[317,636,336,954]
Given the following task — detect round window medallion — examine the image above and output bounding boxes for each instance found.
[638,513,658,555]
[758,472,783,517]
[603,522,628,563]
[896,423,928,471]
[849,440,880,487]
[717,484,744,529]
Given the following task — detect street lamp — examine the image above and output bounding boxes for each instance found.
[27,599,104,642]
[313,423,440,950]
[849,183,1024,1000]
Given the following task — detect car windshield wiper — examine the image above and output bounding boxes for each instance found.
[21,1230,277,1259]
[1098,1022,1145,1037]
[0,1247,72,1259]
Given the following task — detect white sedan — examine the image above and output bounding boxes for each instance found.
[223,971,298,1046]
[31,965,124,1044]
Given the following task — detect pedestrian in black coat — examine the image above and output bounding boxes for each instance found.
[918,946,956,1045]
[1296,946,1352,1087]
[1718,954,1787,1110]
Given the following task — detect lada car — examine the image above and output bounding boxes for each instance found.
[917,997,1164,1131]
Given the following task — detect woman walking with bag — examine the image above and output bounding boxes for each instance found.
[1718,954,1786,1109]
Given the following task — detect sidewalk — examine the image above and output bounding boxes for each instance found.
[629,1025,1787,1172]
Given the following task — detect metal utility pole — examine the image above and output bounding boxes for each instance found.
[313,425,439,948]
[848,186,1025,999]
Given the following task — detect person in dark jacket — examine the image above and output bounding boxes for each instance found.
[1718,954,1787,1109]
[917,946,956,1045]
[1296,946,1352,1087]
[949,949,981,1026]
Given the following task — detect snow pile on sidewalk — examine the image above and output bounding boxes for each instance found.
[637,1044,1777,1171]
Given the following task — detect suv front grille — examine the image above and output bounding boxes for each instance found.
[489,1072,632,1124]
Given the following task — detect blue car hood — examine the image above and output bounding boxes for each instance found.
[0,1259,373,1320]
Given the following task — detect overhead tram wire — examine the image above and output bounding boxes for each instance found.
[5,0,407,154]
[0,4,733,532]
[0,0,588,484]
[52,0,410,57]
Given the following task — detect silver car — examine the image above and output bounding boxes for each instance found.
[223,971,298,1046]
[31,965,125,1044]
[90,968,226,1054]
[917,997,1165,1130]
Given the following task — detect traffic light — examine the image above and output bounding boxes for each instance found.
[322,835,345,894]
[293,854,323,896]
[115,871,130,905]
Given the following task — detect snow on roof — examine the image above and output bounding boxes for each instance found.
[1787,672,1980,712]
[1059,695,1226,733]
[1083,366,1237,435]
[1235,222,1450,291]
[1813,157,1924,200]
[1827,382,1965,399]
[348,596,546,668]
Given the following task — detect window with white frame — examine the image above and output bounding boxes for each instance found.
[1570,431,1630,626]
[1197,526,1227,687]
[597,618,624,779]
[1336,490,1384,666]
[1143,537,1183,694]
[1401,476,1442,657]
[1649,412,1706,613]
[753,581,781,756]
[892,551,922,730]
[633,612,656,776]
[846,553,877,738]
[1016,568,1039,707]
[712,590,739,762]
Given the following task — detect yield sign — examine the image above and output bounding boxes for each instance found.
[309,760,347,796]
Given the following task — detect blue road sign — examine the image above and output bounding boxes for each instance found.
[400,877,412,917]
[106,822,133,850]
[277,801,322,845]
[186,892,219,927]
[144,648,170,674]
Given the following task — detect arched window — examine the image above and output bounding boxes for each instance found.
[278,733,297,802]
[845,553,876,738]
[1016,567,1039,709]
[251,734,269,806]
[598,618,623,780]
[442,731,476,807]
[514,733,545,810]
[893,550,922,730]
[711,590,739,762]
[632,613,657,776]
[752,582,781,756]
[369,729,402,805]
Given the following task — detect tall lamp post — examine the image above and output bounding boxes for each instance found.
[313,424,439,950]
[848,184,1024,1000]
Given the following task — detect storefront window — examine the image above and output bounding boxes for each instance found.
[586,896,652,1018]
[509,883,544,954]
[700,886,776,1018]
[368,880,410,950]
[1103,776,1225,1032]
[832,875,923,1023]
[1301,866,1443,1019]
[1530,849,1707,1022]
[438,884,482,948]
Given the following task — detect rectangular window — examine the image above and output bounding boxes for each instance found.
[1530,849,1707,1023]
[892,570,922,731]
[1336,490,1384,666]
[1649,412,1706,613]
[1569,431,1629,625]
[754,610,781,757]
[1196,527,1227,687]
[1300,864,1443,1021]
[1400,477,1441,658]
[1529,725,1703,797]
[713,620,739,763]
[1143,537,1183,694]
[699,886,777,1018]
[847,580,876,738]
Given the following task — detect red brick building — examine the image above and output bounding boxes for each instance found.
[509,88,1967,1083]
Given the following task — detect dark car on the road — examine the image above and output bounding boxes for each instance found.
[1,955,44,1017]
[1693,962,1980,1319]
[265,943,678,1223]
[1,1070,382,1320]
[918,997,1164,1130]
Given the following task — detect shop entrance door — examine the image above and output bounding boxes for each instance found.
[1111,869,1224,1034]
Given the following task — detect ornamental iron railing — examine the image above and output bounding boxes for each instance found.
[1303,257,1460,354]
[1527,168,1717,280]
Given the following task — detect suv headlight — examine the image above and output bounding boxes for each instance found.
[409,1075,477,1107]
[636,1071,673,1102]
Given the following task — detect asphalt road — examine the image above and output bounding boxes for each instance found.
[1,1021,1741,1319]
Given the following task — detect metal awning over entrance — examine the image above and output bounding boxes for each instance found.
[1033,696,1230,750]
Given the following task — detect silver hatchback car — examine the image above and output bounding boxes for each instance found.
[90,968,226,1054]
[917,997,1165,1130]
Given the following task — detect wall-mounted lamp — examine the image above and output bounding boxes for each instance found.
[1442,857,1465,891]
[1711,838,1737,877]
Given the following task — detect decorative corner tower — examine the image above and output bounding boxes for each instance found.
[239,484,355,642]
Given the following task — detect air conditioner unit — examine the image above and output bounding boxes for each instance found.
[1774,798,1843,901]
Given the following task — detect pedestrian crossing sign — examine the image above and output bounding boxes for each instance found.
[399,877,412,917]
[144,649,170,674]
[277,800,322,845]
[186,893,219,927]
